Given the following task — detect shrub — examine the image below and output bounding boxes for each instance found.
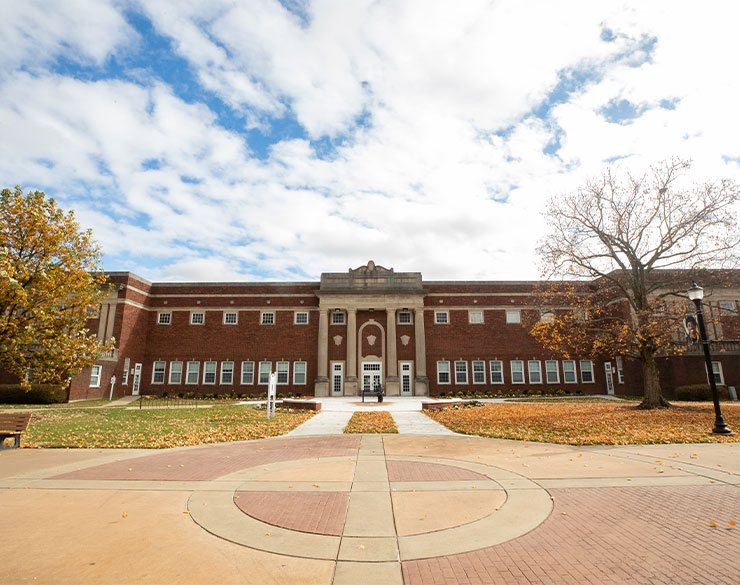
[675,384,729,401]
[0,384,67,404]
[277,393,284,399]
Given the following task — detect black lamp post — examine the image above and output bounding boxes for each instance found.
[687,282,732,435]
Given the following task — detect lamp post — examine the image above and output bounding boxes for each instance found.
[687,282,732,435]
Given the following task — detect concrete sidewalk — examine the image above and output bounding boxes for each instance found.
[1,437,739,585]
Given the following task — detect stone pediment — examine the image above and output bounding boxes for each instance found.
[319,260,424,293]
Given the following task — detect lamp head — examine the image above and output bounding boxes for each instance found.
[687,282,704,302]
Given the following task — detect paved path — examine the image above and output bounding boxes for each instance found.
[1,435,739,584]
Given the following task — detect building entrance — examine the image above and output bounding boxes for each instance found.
[362,362,382,393]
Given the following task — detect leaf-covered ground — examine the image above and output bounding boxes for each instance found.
[344,411,398,434]
[426,402,740,445]
[22,405,314,448]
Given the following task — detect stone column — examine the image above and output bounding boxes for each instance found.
[385,308,400,396]
[414,307,429,395]
[315,308,330,396]
[345,308,359,396]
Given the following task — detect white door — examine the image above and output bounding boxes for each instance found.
[362,362,382,393]
[400,362,413,395]
[604,362,614,395]
[131,363,142,396]
[331,362,344,396]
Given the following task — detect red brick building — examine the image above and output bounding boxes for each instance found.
[70,261,740,401]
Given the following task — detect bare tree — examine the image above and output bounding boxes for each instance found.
[533,159,740,408]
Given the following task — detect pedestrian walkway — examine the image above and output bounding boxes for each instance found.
[391,411,457,435]
[288,411,353,435]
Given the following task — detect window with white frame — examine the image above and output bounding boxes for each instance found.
[240,361,254,385]
[331,311,345,324]
[615,357,624,384]
[223,312,238,325]
[563,360,577,383]
[186,361,200,384]
[719,301,736,316]
[455,361,468,384]
[169,361,183,384]
[506,310,521,324]
[190,312,204,325]
[398,311,412,324]
[468,310,484,324]
[293,361,307,385]
[489,360,504,384]
[220,361,234,384]
[276,361,289,385]
[157,312,171,325]
[528,360,542,384]
[545,360,559,384]
[261,312,274,325]
[258,361,272,384]
[472,360,486,384]
[437,361,451,384]
[711,362,724,385]
[90,365,102,387]
[510,360,525,384]
[203,361,217,384]
[152,361,166,384]
[294,311,308,325]
[580,360,594,383]
[435,311,449,324]
[122,357,130,385]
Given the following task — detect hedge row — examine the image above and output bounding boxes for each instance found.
[674,384,730,401]
[0,384,68,404]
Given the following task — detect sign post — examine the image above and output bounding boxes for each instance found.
[109,375,117,401]
[267,372,277,419]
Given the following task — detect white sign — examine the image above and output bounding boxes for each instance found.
[266,372,277,419]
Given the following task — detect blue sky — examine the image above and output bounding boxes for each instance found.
[2,0,739,281]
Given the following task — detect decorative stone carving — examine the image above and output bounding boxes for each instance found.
[367,334,376,346]
[333,335,343,346]
[400,334,410,346]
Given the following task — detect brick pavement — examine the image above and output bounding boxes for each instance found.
[387,460,488,482]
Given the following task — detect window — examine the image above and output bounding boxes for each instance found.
[86,305,100,319]
[435,311,449,324]
[468,310,484,324]
[294,312,308,324]
[157,312,171,325]
[203,361,217,384]
[152,361,166,384]
[528,360,542,384]
[331,311,345,324]
[455,361,468,384]
[122,358,130,385]
[186,362,200,384]
[540,311,555,324]
[398,311,412,324]
[563,360,577,383]
[580,360,594,383]
[506,310,521,324]
[190,312,204,325]
[545,360,560,384]
[258,362,272,384]
[220,361,234,384]
[489,360,504,384]
[472,361,486,384]
[169,361,183,384]
[276,361,289,385]
[511,360,524,384]
[615,357,624,384]
[261,312,275,325]
[711,362,724,385]
[719,301,736,316]
[437,361,451,384]
[241,361,255,385]
[90,365,102,388]
[223,312,238,325]
[293,362,307,385]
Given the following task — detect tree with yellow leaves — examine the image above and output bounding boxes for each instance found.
[0,186,111,389]
[532,159,740,409]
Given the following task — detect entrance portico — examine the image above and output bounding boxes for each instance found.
[314,261,429,397]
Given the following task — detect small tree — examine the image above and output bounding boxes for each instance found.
[0,187,111,388]
[532,159,740,408]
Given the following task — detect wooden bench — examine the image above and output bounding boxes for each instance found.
[0,412,32,449]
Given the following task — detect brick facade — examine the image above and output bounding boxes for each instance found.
[67,263,740,401]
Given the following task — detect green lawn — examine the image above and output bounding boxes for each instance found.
[21,405,313,448]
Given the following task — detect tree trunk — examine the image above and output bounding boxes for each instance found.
[638,350,671,409]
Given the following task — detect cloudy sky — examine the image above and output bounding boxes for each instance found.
[2,0,739,282]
